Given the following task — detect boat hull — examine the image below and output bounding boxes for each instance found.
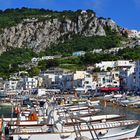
[10,125,139,140]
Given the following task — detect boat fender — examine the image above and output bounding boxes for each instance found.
[101,119,106,123]
[60,133,71,139]
[98,130,108,136]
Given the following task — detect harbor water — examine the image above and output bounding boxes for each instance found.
[100,102,140,136]
[0,105,11,118]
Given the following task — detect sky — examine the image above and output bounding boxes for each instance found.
[0,0,140,30]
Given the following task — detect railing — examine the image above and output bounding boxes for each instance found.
[66,110,99,140]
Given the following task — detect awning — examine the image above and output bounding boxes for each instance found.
[98,87,120,91]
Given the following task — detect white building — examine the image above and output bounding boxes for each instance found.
[95,61,115,71]
[106,47,124,54]
[74,71,85,80]
[23,77,38,90]
[31,55,62,64]
[95,71,120,88]
[111,71,120,87]
[95,60,135,91]
[92,49,102,54]
[115,60,134,68]
[74,71,96,92]
[37,88,46,96]
[82,72,96,91]
[4,80,18,90]
[41,55,61,61]
[41,72,73,91]
[119,65,135,91]
[41,56,54,60]
[95,60,134,71]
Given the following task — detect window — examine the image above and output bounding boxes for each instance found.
[86,75,90,78]
[85,81,89,84]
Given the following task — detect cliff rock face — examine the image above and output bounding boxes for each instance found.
[0,12,120,53]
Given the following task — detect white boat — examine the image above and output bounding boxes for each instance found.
[62,114,124,124]
[8,114,124,129]
[114,94,123,98]
[58,108,100,115]
[119,99,140,107]
[104,94,114,99]
[119,99,131,106]
[8,119,139,140]
[7,109,140,140]
[59,100,100,108]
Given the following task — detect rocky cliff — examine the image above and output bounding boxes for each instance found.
[0,10,121,53]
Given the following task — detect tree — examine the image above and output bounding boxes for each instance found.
[46,59,59,68]
[28,67,40,77]
[93,67,101,72]
[38,60,47,71]
[107,67,112,72]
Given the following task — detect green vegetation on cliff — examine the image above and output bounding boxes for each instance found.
[0,7,58,29]
[80,46,140,65]
[0,48,37,78]
[46,33,122,56]
[0,45,140,78]
[0,8,95,29]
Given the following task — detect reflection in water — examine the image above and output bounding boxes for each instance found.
[0,105,11,118]
[100,103,140,136]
